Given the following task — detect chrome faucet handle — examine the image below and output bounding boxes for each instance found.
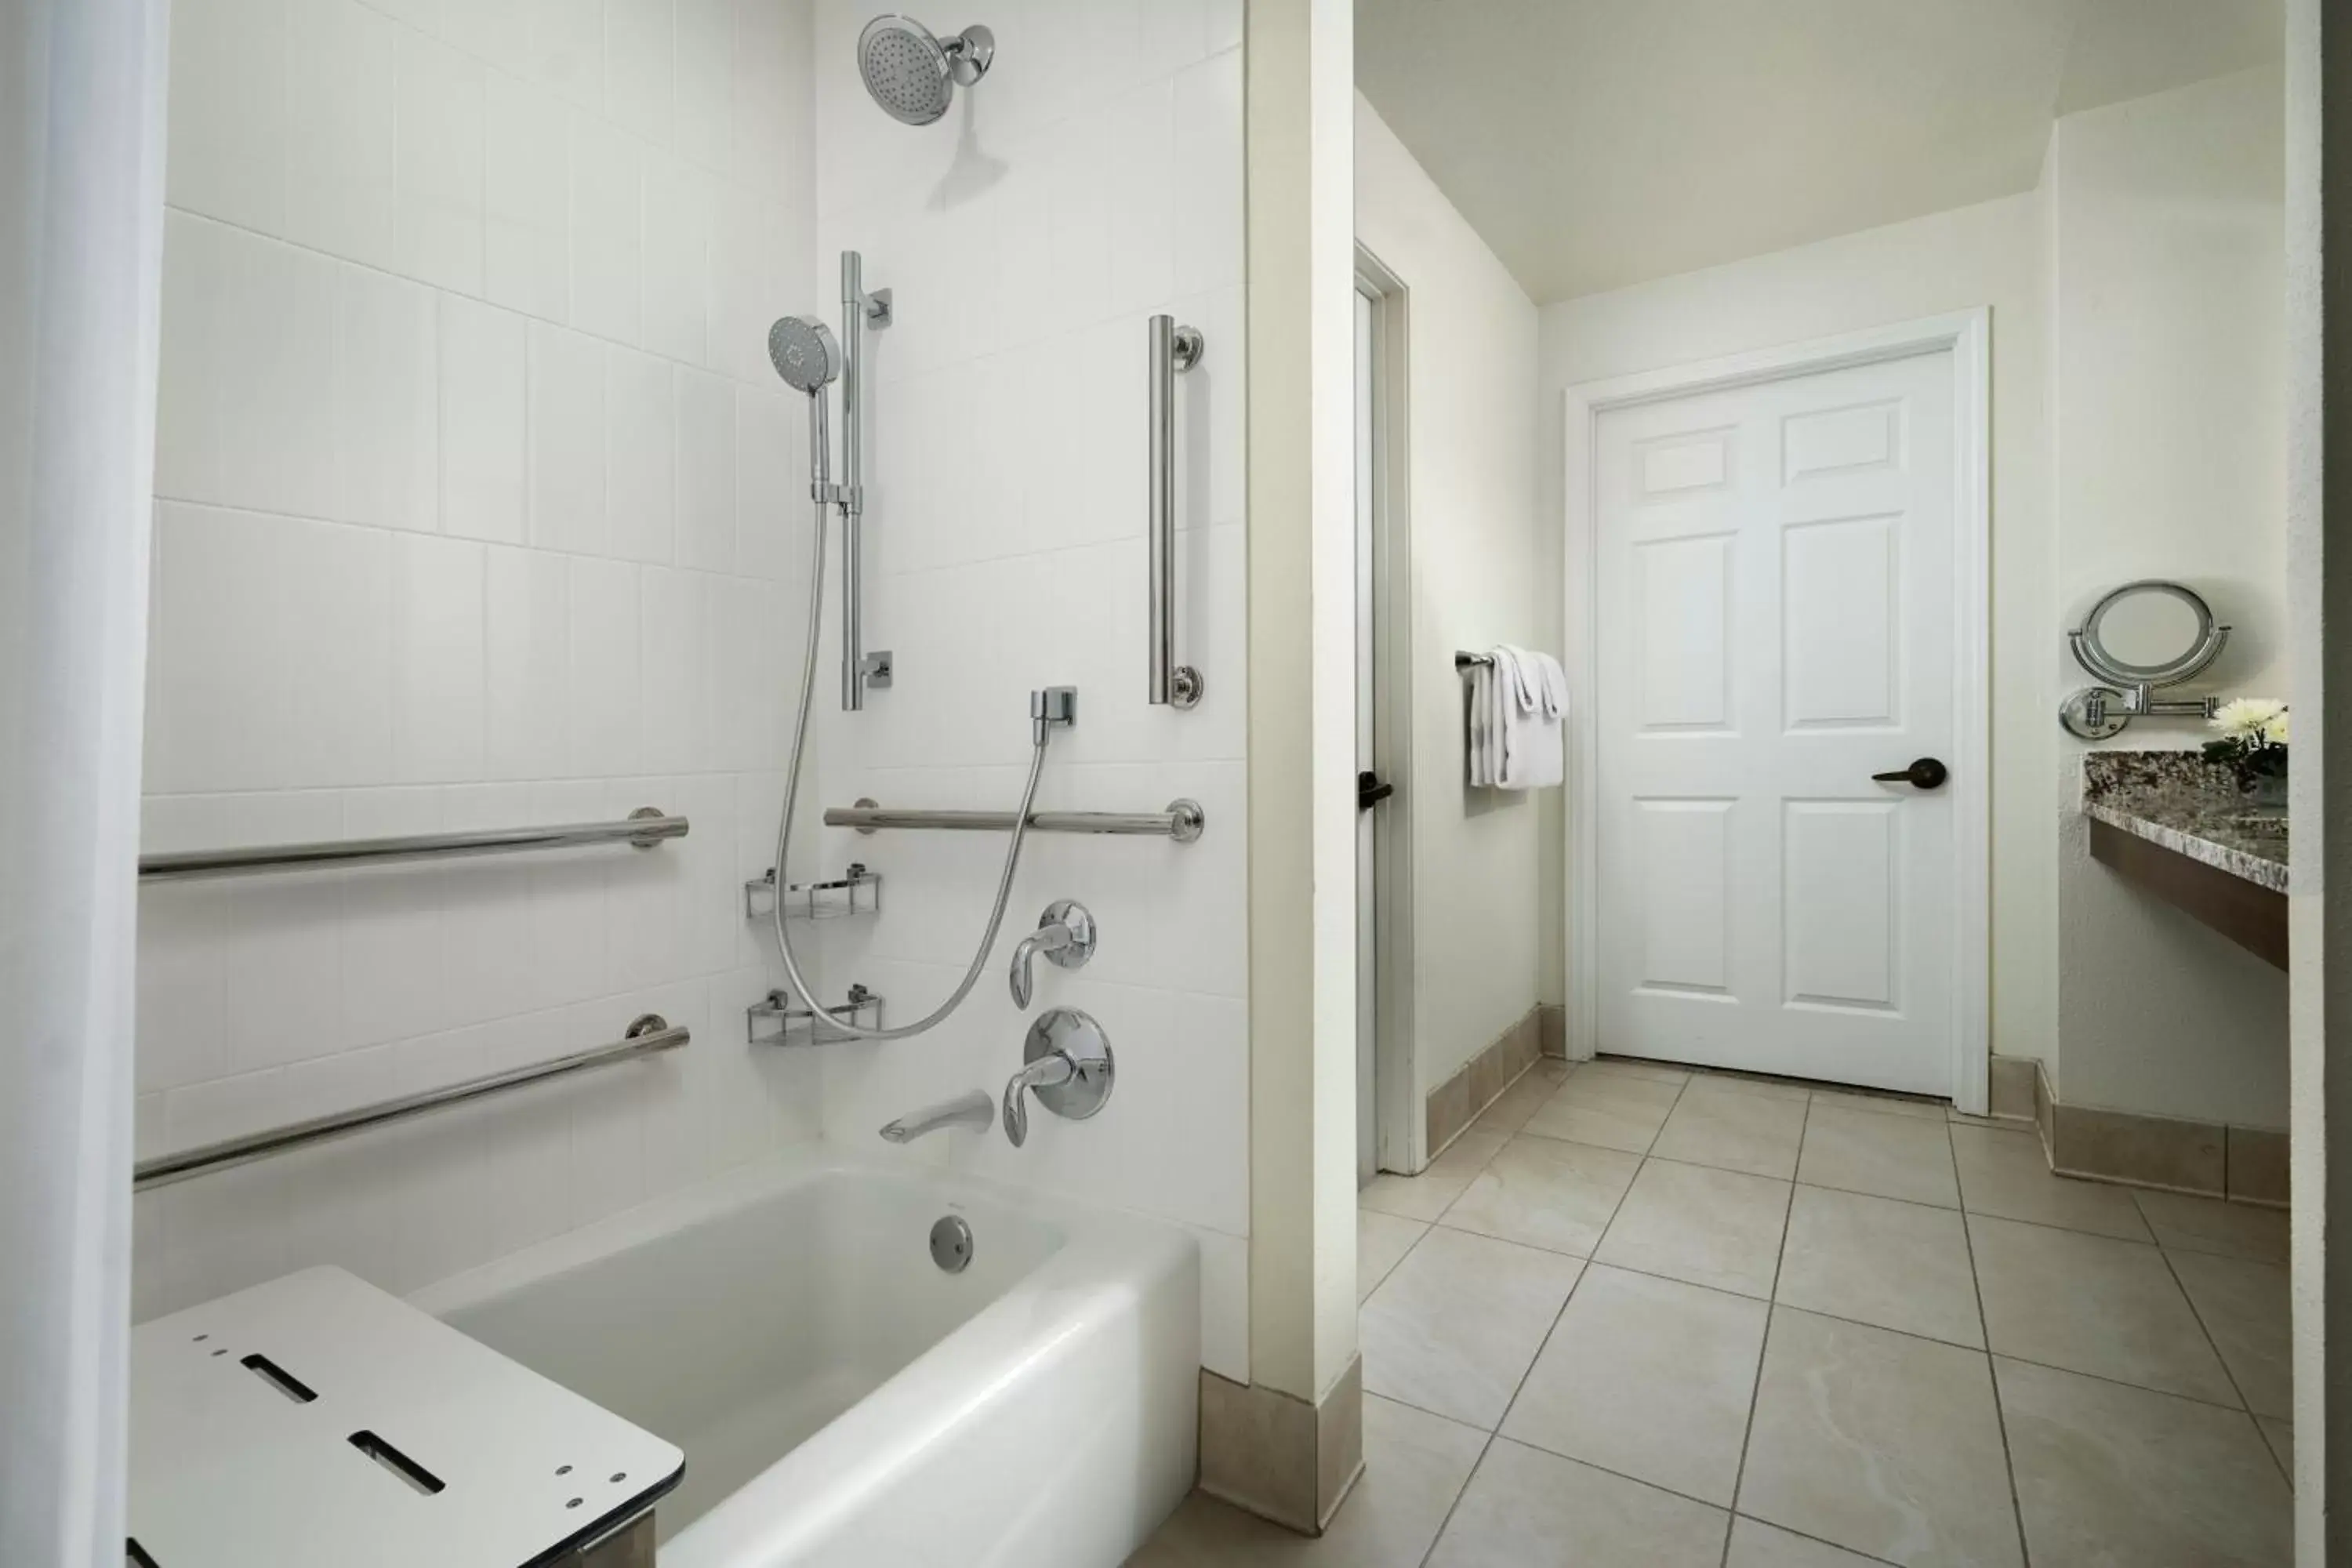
[1007,899,1095,1009]
[1002,1007,1115,1148]
[1001,1051,1075,1148]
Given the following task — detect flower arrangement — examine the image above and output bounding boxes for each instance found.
[2204,698,2288,793]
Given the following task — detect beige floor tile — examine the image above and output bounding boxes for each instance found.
[1427,1438,1730,1568]
[1596,1158,1791,1298]
[1468,1070,1559,1138]
[1360,1129,1507,1222]
[1695,1071,1816,1104]
[1523,1071,1683,1155]
[1950,1125,2152,1242]
[1997,1356,2290,1567]
[1650,1080,1809,1179]
[1796,1105,1959,1209]
[1726,1517,1894,1568]
[1809,1087,1950,1123]
[1968,1214,2238,1406]
[1361,1225,1583,1430]
[2134,1189,2291,1265]
[1359,1210,1429,1303]
[2168,1248,2291,1418]
[1441,1134,1641,1257]
[1501,1264,1767,1505]
[1587,1057,1693,1086]
[1533,1057,1574,1083]
[1127,1395,1487,1567]
[1739,1308,2021,1568]
[1777,1185,1983,1348]
[2260,1417,2293,1483]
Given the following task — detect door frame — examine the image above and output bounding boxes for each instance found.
[1561,309,1992,1115]
[1356,242,1420,1173]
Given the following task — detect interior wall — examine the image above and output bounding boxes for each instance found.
[1352,94,1544,1108]
[1536,193,2057,1088]
[133,0,822,1320]
[2051,64,2290,1128]
[800,0,1251,1381]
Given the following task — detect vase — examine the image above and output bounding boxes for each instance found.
[2241,771,2288,810]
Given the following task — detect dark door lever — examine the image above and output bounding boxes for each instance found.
[1871,757,1948,790]
[1358,770,1395,810]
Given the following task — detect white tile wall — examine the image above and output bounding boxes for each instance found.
[140,0,822,1323]
[804,0,1250,1377]
[140,0,1250,1393]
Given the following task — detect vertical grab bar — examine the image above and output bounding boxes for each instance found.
[840,252,893,710]
[1149,314,1206,709]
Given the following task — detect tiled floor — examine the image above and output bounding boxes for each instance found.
[1131,1058,2292,1568]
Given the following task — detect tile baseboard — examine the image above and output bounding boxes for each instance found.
[1197,1356,1365,1535]
[2028,1058,2286,1207]
[1539,1002,1566,1058]
[1425,1004,1544,1156]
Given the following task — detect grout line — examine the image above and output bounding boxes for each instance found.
[1413,1429,1495,1568]
[1954,1122,2035,1568]
[2157,1246,2263,1417]
[1720,1091,1807,1566]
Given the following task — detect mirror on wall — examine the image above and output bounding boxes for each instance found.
[2060,579,2230,739]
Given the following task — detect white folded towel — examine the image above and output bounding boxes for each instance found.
[1488,644,1565,789]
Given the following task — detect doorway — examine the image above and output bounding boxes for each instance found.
[1356,247,1414,1179]
[1567,315,1991,1109]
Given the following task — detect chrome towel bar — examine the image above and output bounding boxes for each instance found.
[825,798,1205,843]
[1454,651,1496,670]
[138,807,687,881]
[132,1014,689,1190]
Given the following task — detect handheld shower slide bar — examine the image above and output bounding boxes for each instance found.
[1149,314,1205,709]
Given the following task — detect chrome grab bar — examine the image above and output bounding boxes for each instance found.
[1149,314,1205,709]
[132,1014,689,1190]
[137,808,687,881]
[824,798,1205,843]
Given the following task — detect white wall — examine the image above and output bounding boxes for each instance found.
[1537,193,2058,1087]
[800,0,1251,1380]
[1353,95,1544,1105]
[134,0,822,1319]
[2051,66,2290,1128]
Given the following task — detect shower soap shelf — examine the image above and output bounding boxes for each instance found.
[744,863,883,921]
[747,982,885,1044]
[127,1265,681,1568]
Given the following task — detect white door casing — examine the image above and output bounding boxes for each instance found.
[1564,314,1990,1109]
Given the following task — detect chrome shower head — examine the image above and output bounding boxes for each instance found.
[767,316,841,394]
[858,15,994,126]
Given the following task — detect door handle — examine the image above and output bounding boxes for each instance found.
[1358,770,1395,810]
[1871,757,1948,790]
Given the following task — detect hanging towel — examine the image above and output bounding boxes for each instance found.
[1466,654,1498,785]
[1492,644,1566,790]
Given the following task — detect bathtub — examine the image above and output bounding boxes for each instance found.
[411,1149,1200,1567]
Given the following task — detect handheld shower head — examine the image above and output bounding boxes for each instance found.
[768,316,841,394]
[858,15,994,126]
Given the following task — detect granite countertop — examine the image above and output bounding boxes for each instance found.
[2082,751,2288,894]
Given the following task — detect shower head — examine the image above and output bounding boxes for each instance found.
[768,316,841,394]
[858,15,994,126]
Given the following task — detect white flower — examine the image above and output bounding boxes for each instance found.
[2264,710,2290,746]
[2212,698,2286,740]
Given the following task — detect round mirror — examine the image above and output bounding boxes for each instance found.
[2070,580,2227,688]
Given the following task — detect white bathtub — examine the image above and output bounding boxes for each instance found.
[411,1149,1199,1567]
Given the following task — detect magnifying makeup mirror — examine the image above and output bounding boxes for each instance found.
[2060,580,2230,739]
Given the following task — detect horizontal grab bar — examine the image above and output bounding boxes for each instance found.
[138,808,687,881]
[132,1014,689,1190]
[824,798,1205,844]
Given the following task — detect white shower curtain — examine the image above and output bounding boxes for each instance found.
[0,0,169,1562]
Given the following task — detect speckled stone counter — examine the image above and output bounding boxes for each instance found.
[2082,750,2288,894]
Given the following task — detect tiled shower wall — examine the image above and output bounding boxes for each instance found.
[132,0,824,1319]
[798,0,1250,1377]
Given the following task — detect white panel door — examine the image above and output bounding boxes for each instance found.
[1595,350,1957,1094]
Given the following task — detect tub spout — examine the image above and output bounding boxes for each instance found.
[879,1090,996,1143]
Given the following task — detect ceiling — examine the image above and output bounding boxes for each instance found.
[1356,0,2285,304]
